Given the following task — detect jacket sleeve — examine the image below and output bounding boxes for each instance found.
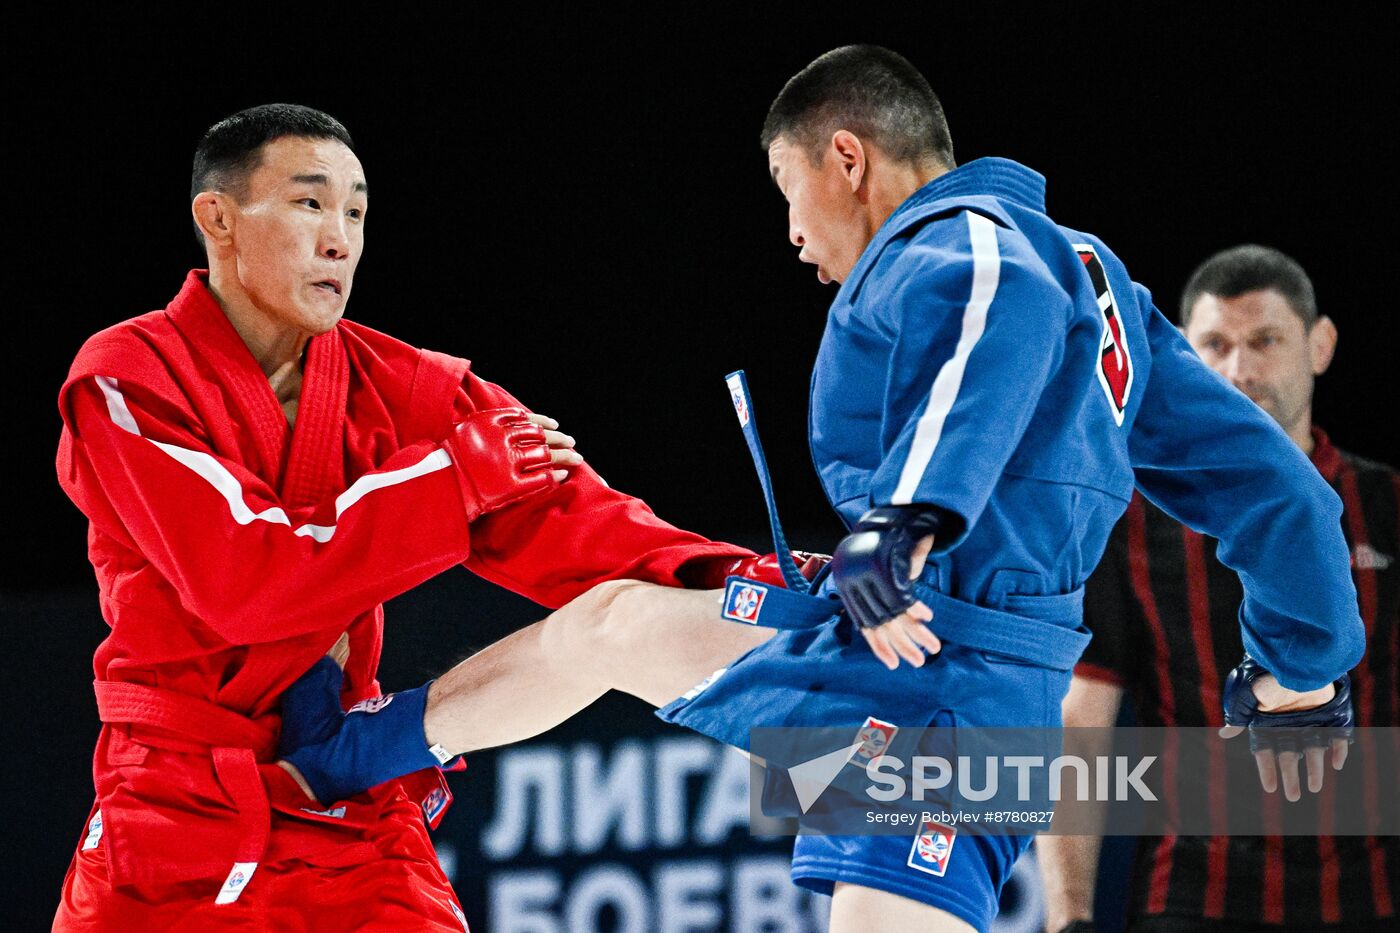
[58,372,476,644]
[457,373,756,608]
[1126,286,1364,690]
[867,210,1071,549]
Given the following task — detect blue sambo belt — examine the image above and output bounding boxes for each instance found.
[719,370,1090,673]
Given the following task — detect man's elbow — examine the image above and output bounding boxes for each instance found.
[180,570,297,645]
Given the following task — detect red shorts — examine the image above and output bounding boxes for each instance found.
[53,809,470,932]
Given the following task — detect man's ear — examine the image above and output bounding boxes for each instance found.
[192,192,235,247]
[830,130,867,194]
[1309,315,1338,376]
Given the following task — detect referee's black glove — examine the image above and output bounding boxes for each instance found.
[1222,655,1354,754]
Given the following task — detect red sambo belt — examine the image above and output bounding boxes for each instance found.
[94,680,275,905]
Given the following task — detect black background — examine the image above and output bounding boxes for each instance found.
[3,6,1396,929]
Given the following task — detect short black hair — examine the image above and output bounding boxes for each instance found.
[761,45,954,168]
[1180,245,1318,328]
[190,103,355,245]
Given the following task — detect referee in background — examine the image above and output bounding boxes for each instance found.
[1039,245,1399,932]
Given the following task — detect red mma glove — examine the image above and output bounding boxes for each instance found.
[448,408,558,520]
[687,550,831,589]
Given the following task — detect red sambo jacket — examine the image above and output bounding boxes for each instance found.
[55,270,751,900]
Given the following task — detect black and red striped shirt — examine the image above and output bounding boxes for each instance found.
[1080,428,1399,928]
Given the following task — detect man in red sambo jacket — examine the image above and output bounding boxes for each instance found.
[51,104,793,931]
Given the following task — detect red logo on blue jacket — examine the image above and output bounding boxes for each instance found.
[722,581,768,623]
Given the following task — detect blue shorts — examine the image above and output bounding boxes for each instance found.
[656,578,1083,931]
[791,825,1028,932]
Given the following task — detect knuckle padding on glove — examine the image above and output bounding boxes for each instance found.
[855,580,890,625]
[1222,655,1354,753]
[509,427,552,467]
[450,408,557,518]
[832,506,940,630]
[847,582,885,631]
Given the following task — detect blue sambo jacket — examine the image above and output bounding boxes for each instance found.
[810,157,1364,691]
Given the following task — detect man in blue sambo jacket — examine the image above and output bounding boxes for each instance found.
[278,46,1365,933]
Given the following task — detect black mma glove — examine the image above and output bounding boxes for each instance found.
[1222,655,1354,754]
[831,505,944,630]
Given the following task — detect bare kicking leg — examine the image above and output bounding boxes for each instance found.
[278,580,772,803]
[423,580,775,755]
[422,583,982,933]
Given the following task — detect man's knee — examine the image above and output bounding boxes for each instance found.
[584,578,654,612]
[543,579,657,657]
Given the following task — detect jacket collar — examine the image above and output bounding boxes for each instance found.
[164,270,347,501]
[838,158,1045,302]
[890,156,1048,224]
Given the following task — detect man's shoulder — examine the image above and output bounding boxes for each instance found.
[861,202,1051,294]
[844,195,1009,300]
[66,309,182,386]
[888,196,1017,253]
[336,319,473,436]
[336,316,410,351]
[337,318,471,374]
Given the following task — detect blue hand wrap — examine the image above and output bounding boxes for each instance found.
[282,676,446,805]
[278,656,346,753]
[831,506,943,630]
[1221,655,1355,754]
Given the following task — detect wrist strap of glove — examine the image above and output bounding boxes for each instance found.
[287,681,444,806]
[853,505,945,538]
[1222,655,1355,753]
